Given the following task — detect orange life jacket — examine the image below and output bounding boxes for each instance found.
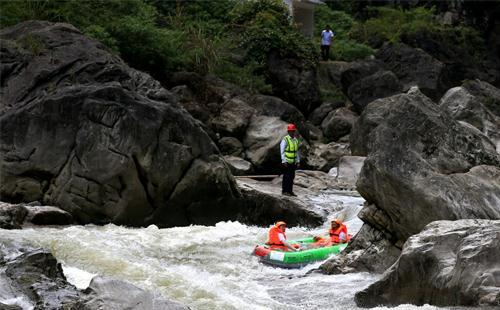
[267,226,286,246]
[329,224,348,243]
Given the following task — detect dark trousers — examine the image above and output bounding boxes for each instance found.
[321,44,330,61]
[282,163,296,194]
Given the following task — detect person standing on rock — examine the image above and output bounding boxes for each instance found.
[320,25,335,61]
[281,123,300,196]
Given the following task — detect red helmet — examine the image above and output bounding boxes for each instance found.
[287,124,296,131]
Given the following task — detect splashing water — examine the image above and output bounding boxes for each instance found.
[0,194,452,309]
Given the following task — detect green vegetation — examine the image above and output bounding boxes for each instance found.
[314,5,374,61]
[350,6,439,45]
[0,0,490,93]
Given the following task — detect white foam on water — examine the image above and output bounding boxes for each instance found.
[0,297,34,310]
[0,193,464,310]
[62,265,96,290]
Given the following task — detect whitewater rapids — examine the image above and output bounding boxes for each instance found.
[0,193,450,310]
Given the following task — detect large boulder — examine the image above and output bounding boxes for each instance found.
[341,87,500,271]
[0,21,241,227]
[339,60,383,94]
[218,136,243,157]
[24,205,73,226]
[223,155,253,176]
[236,178,324,227]
[3,249,82,309]
[321,107,359,142]
[308,101,345,126]
[376,43,448,100]
[248,94,310,141]
[266,52,321,115]
[211,97,255,139]
[440,81,500,153]
[347,70,403,113]
[243,115,288,171]
[305,142,350,172]
[355,220,500,308]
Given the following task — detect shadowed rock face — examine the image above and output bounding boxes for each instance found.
[355,220,500,308]
[354,88,500,243]
[0,21,240,227]
[323,87,500,275]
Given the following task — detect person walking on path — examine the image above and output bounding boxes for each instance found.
[280,123,300,196]
[320,25,335,61]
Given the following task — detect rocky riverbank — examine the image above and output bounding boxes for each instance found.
[1,17,500,309]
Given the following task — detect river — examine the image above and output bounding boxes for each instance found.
[0,193,452,310]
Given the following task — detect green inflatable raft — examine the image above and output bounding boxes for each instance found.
[253,237,348,269]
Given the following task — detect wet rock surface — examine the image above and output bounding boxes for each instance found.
[0,203,27,229]
[355,220,500,308]
[236,170,360,227]
[81,276,188,310]
[0,245,189,309]
[0,21,244,227]
[3,249,82,309]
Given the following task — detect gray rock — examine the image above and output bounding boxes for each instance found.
[82,276,188,310]
[0,21,241,227]
[0,202,27,229]
[376,42,447,100]
[308,101,345,126]
[355,220,500,308]
[24,205,73,226]
[339,60,383,94]
[218,137,243,157]
[212,97,255,139]
[248,95,311,142]
[347,70,403,114]
[266,52,321,114]
[236,177,325,227]
[345,87,500,272]
[321,107,358,142]
[243,116,288,170]
[4,249,82,309]
[463,79,500,117]
[223,156,253,176]
[146,156,241,227]
[305,142,350,172]
[440,84,500,153]
[317,61,352,88]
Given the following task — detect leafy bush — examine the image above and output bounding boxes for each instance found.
[214,60,272,94]
[231,0,317,64]
[351,6,439,46]
[331,40,374,61]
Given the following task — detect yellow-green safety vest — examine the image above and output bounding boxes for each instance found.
[284,135,299,164]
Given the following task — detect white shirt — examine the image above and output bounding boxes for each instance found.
[338,232,346,241]
[280,135,300,164]
[278,233,286,243]
[321,30,335,45]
